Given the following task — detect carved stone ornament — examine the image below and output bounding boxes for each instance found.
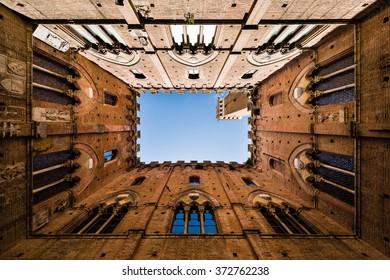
[0,162,25,184]
[7,61,26,76]
[0,78,24,95]
[32,107,71,122]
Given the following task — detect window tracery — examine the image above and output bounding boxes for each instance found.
[294,149,355,206]
[171,202,217,234]
[69,193,134,234]
[258,203,317,235]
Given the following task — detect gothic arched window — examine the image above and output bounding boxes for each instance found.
[70,204,130,234]
[310,150,355,206]
[203,204,217,234]
[171,203,217,234]
[32,149,80,204]
[258,204,317,235]
[171,204,186,234]
[187,205,201,234]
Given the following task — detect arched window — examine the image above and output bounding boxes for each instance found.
[189,176,200,186]
[187,205,201,234]
[242,177,255,187]
[171,204,185,234]
[131,176,145,186]
[171,203,217,234]
[104,149,117,162]
[70,204,130,234]
[32,149,80,204]
[203,204,217,234]
[309,150,355,206]
[308,53,355,106]
[258,204,317,235]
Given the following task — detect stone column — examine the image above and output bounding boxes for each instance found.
[184,205,190,234]
[198,205,205,234]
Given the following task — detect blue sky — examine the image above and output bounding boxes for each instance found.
[137,91,250,163]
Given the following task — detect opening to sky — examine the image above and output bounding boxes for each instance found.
[138,91,251,163]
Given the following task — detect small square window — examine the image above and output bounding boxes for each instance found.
[188,69,200,79]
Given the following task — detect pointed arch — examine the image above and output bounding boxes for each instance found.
[62,191,140,235]
[168,189,220,208]
[169,189,219,234]
[248,190,321,235]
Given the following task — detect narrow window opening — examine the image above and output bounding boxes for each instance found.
[132,176,146,186]
[243,177,255,187]
[172,204,185,233]
[130,69,147,79]
[189,176,200,186]
[104,150,117,162]
[187,205,201,233]
[188,69,200,79]
[253,108,260,115]
[269,92,283,106]
[241,69,257,79]
[203,204,217,234]
[195,164,203,170]
[104,91,118,106]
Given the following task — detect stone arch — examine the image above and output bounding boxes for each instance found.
[288,143,316,196]
[168,189,220,208]
[247,190,303,209]
[67,191,139,234]
[288,61,316,113]
[71,142,99,200]
[84,190,141,212]
[72,60,99,116]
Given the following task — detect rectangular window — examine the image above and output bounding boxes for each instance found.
[104,91,118,106]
